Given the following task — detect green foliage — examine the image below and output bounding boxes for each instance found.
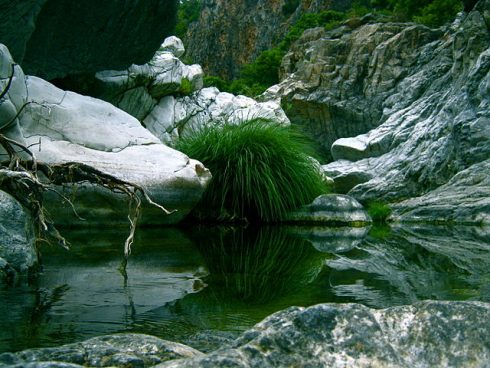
[282,0,301,16]
[175,0,201,39]
[413,0,463,27]
[178,77,193,95]
[366,201,392,223]
[175,118,328,222]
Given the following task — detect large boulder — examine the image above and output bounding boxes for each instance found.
[158,301,490,367]
[1,43,210,226]
[0,0,178,80]
[18,76,210,225]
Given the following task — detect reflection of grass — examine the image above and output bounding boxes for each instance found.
[175,118,328,222]
[191,226,324,304]
[368,225,392,239]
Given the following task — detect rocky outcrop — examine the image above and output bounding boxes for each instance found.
[185,0,331,80]
[285,194,372,225]
[158,301,490,367]
[0,43,211,226]
[265,1,490,224]
[0,334,202,367]
[0,0,178,80]
[73,38,289,146]
[0,191,37,281]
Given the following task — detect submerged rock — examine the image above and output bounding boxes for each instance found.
[0,191,37,280]
[285,194,372,225]
[0,334,202,368]
[0,0,178,80]
[158,301,490,368]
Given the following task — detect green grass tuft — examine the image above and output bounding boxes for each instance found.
[175,118,328,222]
[366,201,392,223]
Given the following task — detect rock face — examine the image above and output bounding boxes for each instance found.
[158,301,490,368]
[0,43,211,226]
[265,0,490,224]
[0,191,37,281]
[0,334,202,368]
[0,0,178,80]
[185,0,331,79]
[285,194,372,225]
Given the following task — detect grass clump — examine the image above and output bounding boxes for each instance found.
[175,118,328,222]
[366,201,392,223]
[178,77,193,95]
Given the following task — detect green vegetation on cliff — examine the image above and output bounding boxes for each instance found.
[175,118,328,222]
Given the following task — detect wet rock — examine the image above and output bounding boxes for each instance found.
[0,333,202,367]
[0,0,178,80]
[158,301,490,368]
[0,191,37,280]
[285,194,372,225]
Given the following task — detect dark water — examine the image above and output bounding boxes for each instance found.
[1,224,489,353]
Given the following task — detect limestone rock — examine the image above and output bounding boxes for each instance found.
[160,36,186,58]
[0,191,37,280]
[0,0,178,80]
[158,301,490,367]
[15,76,210,226]
[285,194,372,225]
[0,333,202,367]
[143,87,290,145]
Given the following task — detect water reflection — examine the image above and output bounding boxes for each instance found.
[0,224,489,353]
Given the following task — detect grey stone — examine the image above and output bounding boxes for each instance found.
[285,194,372,225]
[157,301,490,368]
[289,226,370,253]
[0,191,37,277]
[0,333,202,368]
[0,0,178,80]
[160,36,186,58]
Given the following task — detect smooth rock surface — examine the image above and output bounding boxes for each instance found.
[0,191,37,279]
[158,301,490,368]
[285,194,372,225]
[15,75,210,225]
[0,334,202,368]
[0,0,178,80]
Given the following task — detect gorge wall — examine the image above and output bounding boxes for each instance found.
[184,0,336,79]
[0,0,178,80]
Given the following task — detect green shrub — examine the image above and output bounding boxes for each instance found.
[366,201,392,223]
[175,0,201,39]
[413,0,463,27]
[175,118,328,222]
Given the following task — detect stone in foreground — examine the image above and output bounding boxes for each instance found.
[158,301,490,368]
[0,334,202,368]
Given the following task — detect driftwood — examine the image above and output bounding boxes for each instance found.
[0,133,175,274]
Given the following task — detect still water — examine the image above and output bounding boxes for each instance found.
[1,225,489,353]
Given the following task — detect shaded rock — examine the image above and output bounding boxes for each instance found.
[143,87,289,145]
[0,191,37,280]
[0,333,202,367]
[15,75,210,226]
[185,0,331,80]
[158,301,490,368]
[285,194,371,225]
[0,0,178,80]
